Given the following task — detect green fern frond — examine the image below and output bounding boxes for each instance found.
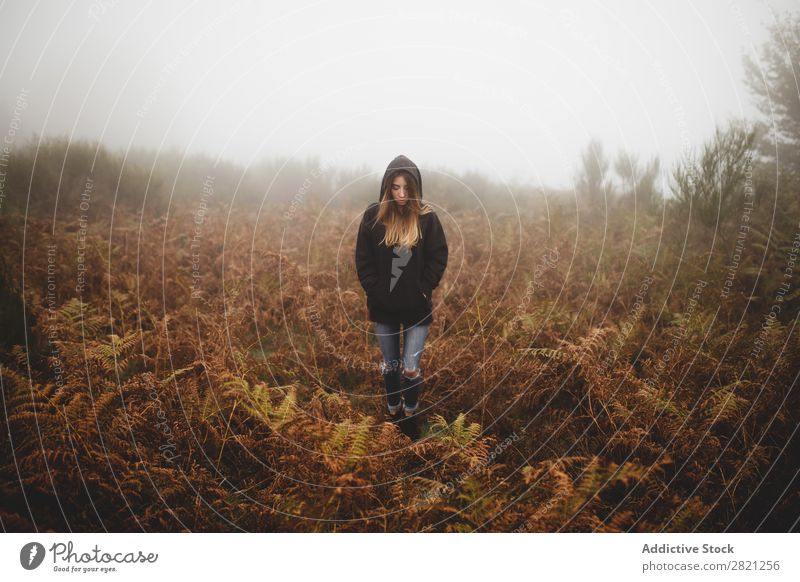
[272,386,297,428]
[322,419,351,454]
[235,380,268,422]
[87,331,140,374]
[347,417,371,460]
[429,413,449,434]
[429,412,481,448]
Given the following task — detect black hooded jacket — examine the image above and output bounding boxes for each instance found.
[355,155,448,327]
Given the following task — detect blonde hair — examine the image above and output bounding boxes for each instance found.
[374,170,432,248]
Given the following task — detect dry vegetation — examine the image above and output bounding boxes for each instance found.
[1,130,797,532]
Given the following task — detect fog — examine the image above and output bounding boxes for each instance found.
[1,0,795,190]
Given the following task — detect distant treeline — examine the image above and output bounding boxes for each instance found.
[0,135,565,218]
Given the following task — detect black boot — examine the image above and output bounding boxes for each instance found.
[397,414,420,440]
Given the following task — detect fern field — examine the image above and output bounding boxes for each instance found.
[1,161,797,533]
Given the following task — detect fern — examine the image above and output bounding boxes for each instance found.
[569,457,601,515]
[231,379,298,432]
[322,419,351,455]
[161,363,200,385]
[453,476,496,528]
[347,417,371,461]
[429,413,481,447]
[637,384,682,418]
[272,386,297,428]
[521,347,563,360]
[51,297,106,339]
[10,345,29,369]
[706,381,749,426]
[665,496,709,532]
[87,331,140,375]
[233,379,267,421]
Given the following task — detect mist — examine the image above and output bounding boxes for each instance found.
[1,0,795,191]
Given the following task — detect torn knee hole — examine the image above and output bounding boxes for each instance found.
[403,369,419,379]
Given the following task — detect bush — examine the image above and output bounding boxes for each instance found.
[670,119,758,230]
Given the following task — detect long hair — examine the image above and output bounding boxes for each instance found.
[373,169,432,248]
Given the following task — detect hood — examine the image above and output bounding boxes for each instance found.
[379,154,423,202]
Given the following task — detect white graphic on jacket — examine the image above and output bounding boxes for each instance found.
[389,245,412,292]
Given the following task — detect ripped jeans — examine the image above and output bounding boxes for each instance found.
[374,321,430,412]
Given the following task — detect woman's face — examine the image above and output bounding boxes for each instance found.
[390,174,410,206]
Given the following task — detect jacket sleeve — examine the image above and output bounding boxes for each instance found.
[421,212,448,298]
[355,208,379,293]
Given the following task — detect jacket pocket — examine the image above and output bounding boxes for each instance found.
[415,280,432,309]
[367,280,389,311]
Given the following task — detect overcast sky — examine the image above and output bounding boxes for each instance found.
[0,0,796,190]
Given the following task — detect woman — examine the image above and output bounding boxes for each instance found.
[355,154,448,420]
